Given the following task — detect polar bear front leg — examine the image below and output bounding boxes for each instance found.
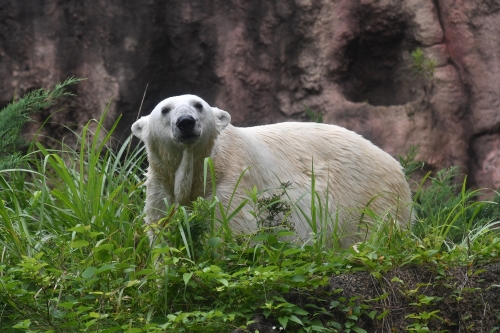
[174,148,194,204]
[143,180,173,243]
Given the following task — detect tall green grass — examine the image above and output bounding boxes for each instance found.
[412,166,500,252]
[0,109,149,261]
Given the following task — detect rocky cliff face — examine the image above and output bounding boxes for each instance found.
[1,0,499,190]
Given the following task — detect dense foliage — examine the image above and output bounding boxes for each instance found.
[0,77,84,170]
[1,81,500,332]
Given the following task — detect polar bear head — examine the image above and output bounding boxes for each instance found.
[131,94,231,150]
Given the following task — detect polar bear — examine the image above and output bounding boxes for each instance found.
[132,94,413,246]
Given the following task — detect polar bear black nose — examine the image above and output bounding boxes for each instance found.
[176,116,196,132]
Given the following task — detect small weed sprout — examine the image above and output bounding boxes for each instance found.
[409,48,438,97]
[256,181,295,232]
[410,48,437,81]
[304,105,323,123]
[398,144,424,180]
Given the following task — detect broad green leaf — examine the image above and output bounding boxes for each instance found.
[278,316,288,329]
[276,230,296,237]
[135,269,156,276]
[208,237,222,247]
[58,302,76,309]
[88,231,103,238]
[82,267,97,279]
[376,309,389,320]
[183,272,193,286]
[13,319,31,329]
[291,274,305,282]
[283,248,304,256]
[273,296,287,302]
[367,310,376,319]
[330,300,340,308]
[70,239,89,248]
[95,251,112,262]
[289,315,304,326]
[96,264,116,274]
[292,308,308,316]
[210,265,221,273]
[126,280,141,287]
[218,278,229,287]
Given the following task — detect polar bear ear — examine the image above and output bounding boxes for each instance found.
[131,116,150,141]
[212,107,231,132]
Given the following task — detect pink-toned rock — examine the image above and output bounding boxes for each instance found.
[405,0,444,46]
[0,0,499,191]
[471,134,500,191]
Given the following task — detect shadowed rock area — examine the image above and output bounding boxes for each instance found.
[1,0,499,190]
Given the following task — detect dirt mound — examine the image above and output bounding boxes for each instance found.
[235,263,500,332]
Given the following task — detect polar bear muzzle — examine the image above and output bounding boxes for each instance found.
[172,111,201,144]
[176,115,196,132]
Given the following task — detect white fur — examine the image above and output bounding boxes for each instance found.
[132,94,413,247]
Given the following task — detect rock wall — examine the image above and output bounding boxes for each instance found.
[0,0,499,190]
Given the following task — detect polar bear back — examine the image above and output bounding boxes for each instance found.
[211,122,412,245]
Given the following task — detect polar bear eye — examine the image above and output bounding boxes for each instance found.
[193,102,203,111]
[161,106,171,115]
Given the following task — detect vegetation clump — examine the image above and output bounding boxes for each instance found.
[409,48,438,97]
[0,77,84,170]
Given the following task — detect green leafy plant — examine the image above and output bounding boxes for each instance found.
[398,144,424,179]
[409,48,438,98]
[0,77,84,170]
[412,166,500,248]
[304,105,323,123]
[410,48,437,81]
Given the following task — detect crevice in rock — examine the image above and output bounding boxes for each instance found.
[432,0,445,40]
[432,0,469,108]
[335,8,420,107]
[468,130,500,190]
[469,123,500,143]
